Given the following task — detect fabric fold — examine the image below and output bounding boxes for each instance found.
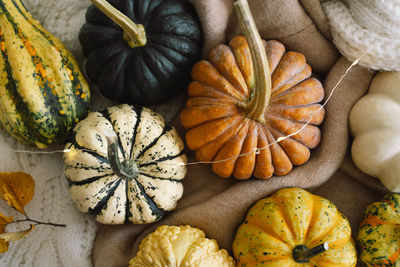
[92,1,378,267]
[93,57,374,267]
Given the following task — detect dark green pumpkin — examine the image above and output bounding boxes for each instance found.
[79,0,202,105]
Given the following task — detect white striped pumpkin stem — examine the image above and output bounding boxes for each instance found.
[106,135,139,180]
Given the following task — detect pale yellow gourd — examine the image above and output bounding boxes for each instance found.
[129,225,235,267]
[350,72,400,192]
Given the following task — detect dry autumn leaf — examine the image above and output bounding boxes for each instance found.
[0,212,13,253]
[0,224,35,243]
[0,171,64,255]
[0,172,35,215]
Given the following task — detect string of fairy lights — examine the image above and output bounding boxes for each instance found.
[0,53,367,168]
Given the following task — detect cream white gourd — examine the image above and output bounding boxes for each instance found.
[129,225,235,267]
[63,104,187,224]
[350,72,400,192]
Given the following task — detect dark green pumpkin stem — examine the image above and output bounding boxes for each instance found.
[106,135,139,180]
[292,242,329,263]
[234,0,271,124]
[90,0,147,48]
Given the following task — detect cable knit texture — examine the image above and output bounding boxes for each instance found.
[322,0,400,71]
[0,1,97,266]
[0,0,184,266]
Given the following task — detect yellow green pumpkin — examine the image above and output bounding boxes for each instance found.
[233,188,357,266]
[357,193,400,266]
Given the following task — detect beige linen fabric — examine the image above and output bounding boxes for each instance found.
[92,1,378,266]
[192,0,339,73]
[311,168,383,238]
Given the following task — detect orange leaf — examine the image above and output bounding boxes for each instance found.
[0,172,35,215]
[0,212,13,227]
[0,211,13,253]
[0,238,8,253]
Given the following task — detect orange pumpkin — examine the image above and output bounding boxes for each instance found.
[180,0,325,180]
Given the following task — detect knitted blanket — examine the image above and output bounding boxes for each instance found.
[0,1,184,266]
[0,1,96,266]
[322,0,400,71]
[0,1,393,267]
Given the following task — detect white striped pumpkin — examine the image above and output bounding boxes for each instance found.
[63,104,187,224]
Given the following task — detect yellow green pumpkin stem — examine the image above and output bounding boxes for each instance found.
[234,0,271,124]
[90,0,147,48]
[292,243,329,263]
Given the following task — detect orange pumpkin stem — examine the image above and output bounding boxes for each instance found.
[234,0,271,124]
[90,0,147,48]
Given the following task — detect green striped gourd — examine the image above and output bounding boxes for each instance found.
[0,0,90,149]
[357,193,400,266]
[63,104,187,224]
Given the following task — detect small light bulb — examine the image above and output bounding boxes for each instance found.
[277,137,285,142]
